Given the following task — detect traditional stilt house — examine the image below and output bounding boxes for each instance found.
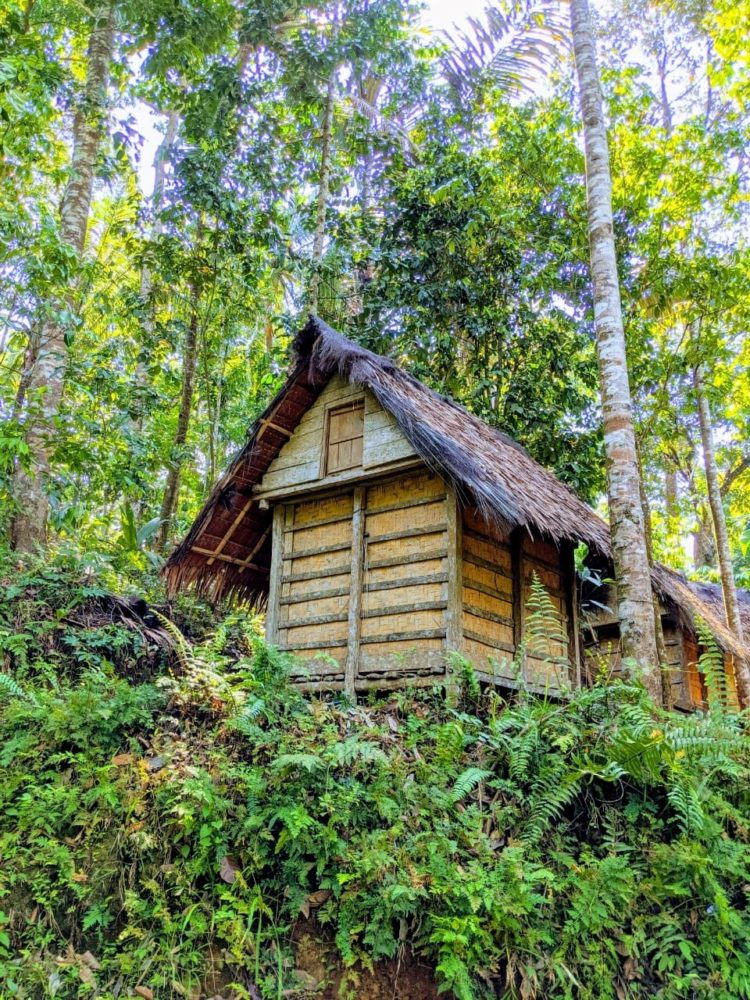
[165,317,746,704]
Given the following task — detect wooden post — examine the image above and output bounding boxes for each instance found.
[345,487,365,699]
[266,503,286,645]
[564,543,582,690]
[511,530,525,676]
[444,487,463,697]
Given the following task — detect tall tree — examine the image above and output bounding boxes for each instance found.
[692,327,747,683]
[10,0,115,550]
[569,0,660,699]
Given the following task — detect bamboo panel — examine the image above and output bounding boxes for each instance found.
[284,618,349,646]
[359,645,445,675]
[282,591,350,623]
[463,533,512,572]
[367,528,447,565]
[463,558,513,597]
[289,517,352,553]
[362,581,445,613]
[365,557,446,586]
[463,611,514,647]
[463,509,511,545]
[289,548,354,577]
[361,609,445,639]
[283,572,351,602]
[524,655,569,692]
[294,493,355,526]
[462,585,513,618]
[522,536,560,565]
[289,656,345,677]
[365,499,446,538]
[365,471,445,511]
[463,637,515,675]
[523,562,562,595]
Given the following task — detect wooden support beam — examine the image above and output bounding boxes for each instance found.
[265,504,286,644]
[564,542,582,690]
[258,418,293,438]
[511,529,524,660]
[206,497,255,565]
[190,546,265,573]
[345,486,365,699]
[445,487,462,698]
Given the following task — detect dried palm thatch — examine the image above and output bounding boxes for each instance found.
[164,316,611,603]
[650,565,750,660]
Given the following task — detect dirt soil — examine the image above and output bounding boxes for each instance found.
[294,925,443,999]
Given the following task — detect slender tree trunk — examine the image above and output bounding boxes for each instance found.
[637,450,670,707]
[693,355,749,705]
[156,285,201,552]
[570,0,660,701]
[308,69,335,315]
[140,109,179,303]
[11,1,115,550]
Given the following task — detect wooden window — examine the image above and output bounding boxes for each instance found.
[326,401,364,474]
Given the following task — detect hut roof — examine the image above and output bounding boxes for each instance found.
[646,564,749,660]
[165,316,611,603]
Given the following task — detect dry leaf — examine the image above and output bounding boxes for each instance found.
[71,871,88,883]
[112,753,134,766]
[306,889,331,908]
[79,951,100,970]
[219,856,239,884]
[135,987,154,999]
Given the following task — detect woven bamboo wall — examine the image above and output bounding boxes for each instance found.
[459,510,576,695]
[269,468,453,691]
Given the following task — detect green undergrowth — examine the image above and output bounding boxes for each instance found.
[2,553,750,999]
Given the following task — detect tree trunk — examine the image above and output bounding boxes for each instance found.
[11,0,115,550]
[570,0,660,701]
[156,284,201,552]
[693,355,749,700]
[140,109,179,303]
[308,69,335,315]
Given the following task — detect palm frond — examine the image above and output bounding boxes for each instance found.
[441,2,566,101]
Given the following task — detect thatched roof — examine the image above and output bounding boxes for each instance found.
[630,564,749,660]
[165,316,611,603]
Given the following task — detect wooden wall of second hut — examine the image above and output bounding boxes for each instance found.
[459,511,574,694]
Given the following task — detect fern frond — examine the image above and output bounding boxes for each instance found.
[451,767,492,803]
[0,672,36,705]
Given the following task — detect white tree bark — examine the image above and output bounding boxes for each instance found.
[569,0,661,701]
[11,1,115,550]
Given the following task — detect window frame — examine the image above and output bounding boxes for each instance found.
[321,398,365,477]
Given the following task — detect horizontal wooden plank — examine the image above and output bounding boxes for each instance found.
[462,601,514,629]
[463,628,515,655]
[363,572,448,593]
[362,599,448,619]
[282,610,350,628]
[287,511,352,531]
[365,491,446,517]
[286,539,351,559]
[366,523,448,545]
[463,551,513,578]
[360,628,446,644]
[282,564,351,583]
[366,548,447,570]
[189,547,266,573]
[280,585,350,604]
[280,638,348,651]
[462,576,513,603]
